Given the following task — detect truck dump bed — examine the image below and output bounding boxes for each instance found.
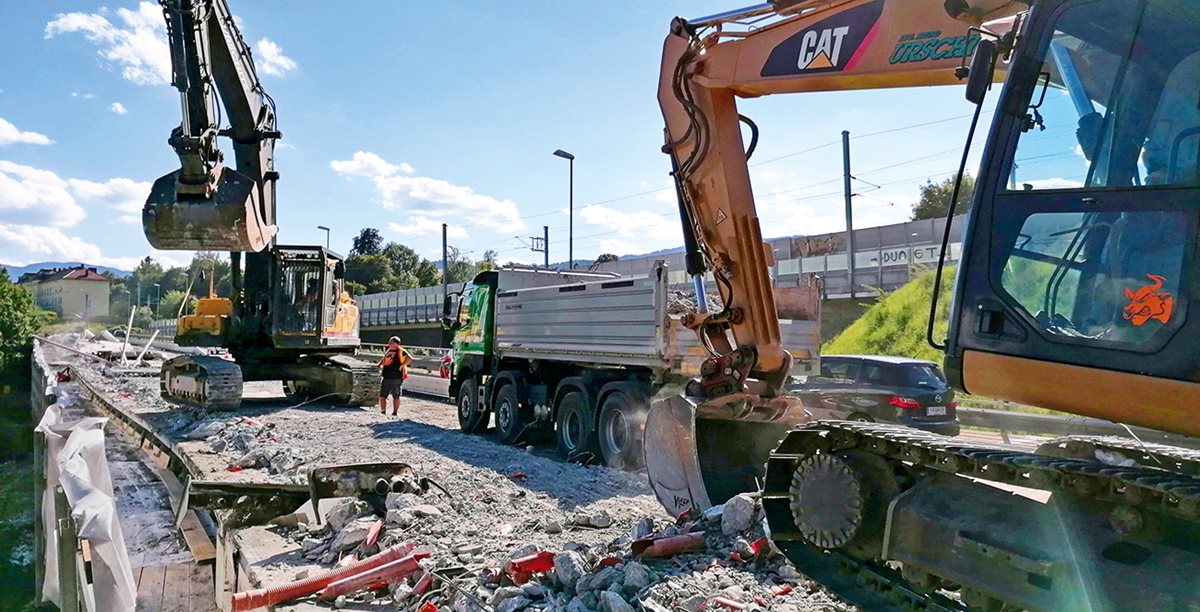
[495,265,818,378]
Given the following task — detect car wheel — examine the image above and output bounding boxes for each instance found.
[598,391,647,470]
[457,376,488,433]
[555,391,597,462]
[493,384,530,445]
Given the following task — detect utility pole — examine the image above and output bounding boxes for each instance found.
[442,223,448,305]
[543,225,549,268]
[842,130,856,299]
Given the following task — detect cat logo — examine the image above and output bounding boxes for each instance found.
[761,0,885,77]
[797,26,851,70]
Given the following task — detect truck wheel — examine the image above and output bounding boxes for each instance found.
[493,383,530,445]
[457,376,488,433]
[598,391,647,470]
[555,391,597,463]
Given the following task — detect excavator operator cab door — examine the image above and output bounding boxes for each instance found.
[271,245,328,348]
[946,0,1200,436]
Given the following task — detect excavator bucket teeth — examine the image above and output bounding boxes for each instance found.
[645,392,810,516]
[143,167,276,252]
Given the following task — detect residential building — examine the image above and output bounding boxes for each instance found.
[18,265,111,319]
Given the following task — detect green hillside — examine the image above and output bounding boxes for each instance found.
[823,267,954,362]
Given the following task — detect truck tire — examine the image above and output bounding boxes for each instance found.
[493,383,530,445]
[555,391,597,463]
[457,376,488,433]
[598,390,647,470]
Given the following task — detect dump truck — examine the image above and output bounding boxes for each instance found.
[443,263,820,468]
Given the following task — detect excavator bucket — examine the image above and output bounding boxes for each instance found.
[143,167,276,252]
[644,391,811,515]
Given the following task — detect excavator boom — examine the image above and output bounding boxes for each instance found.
[143,0,278,252]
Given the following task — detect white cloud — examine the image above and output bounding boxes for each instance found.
[46,2,171,86]
[0,117,54,147]
[330,151,413,178]
[68,177,152,224]
[255,38,297,76]
[0,161,85,227]
[70,91,97,99]
[110,102,128,115]
[331,151,523,233]
[0,224,103,261]
[388,218,468,240]
[598,238,649,256]
[578,204,676,238]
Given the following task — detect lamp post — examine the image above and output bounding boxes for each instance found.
[905,231,919,281]
[153,283,161,317]
[317,225,330,249]
[553,149,575,269]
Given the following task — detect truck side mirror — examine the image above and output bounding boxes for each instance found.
[442,293,462,331]
[965,38,997,106]
[333,261,346,280]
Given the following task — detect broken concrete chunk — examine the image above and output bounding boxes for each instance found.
[599,590,636,612]
[623,562,653,590]
[489,585,525,606]
[412,504,442,518]
[386,492,422,511]
[183,420,225,440]
[326,498,372,532]
[330,516,376,551]
[721,493,757,536]
[495,596,531,612]
[553,551,586,590]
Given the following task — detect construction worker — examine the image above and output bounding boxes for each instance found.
[378,336,413,415]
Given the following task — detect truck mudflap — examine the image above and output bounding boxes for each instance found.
[644,392,810,516]
[143,166,276,252]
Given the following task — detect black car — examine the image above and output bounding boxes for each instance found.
[788,354,960,436]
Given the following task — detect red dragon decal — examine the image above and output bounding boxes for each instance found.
[1123,274,1175,326]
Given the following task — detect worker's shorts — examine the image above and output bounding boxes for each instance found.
[380,378,404,398]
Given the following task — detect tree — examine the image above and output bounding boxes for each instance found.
[444,247,477,284]
[594,253,619,264]
[130,256,165,301]
[159,290,196,319]
[158,266,189,294]
[910,173,975,221]
[345,254,399,293]
[382,242,440,288]
[190,251,232,296]
[0,270,52,378]
[132,305,155,330]
[352,228,385,256]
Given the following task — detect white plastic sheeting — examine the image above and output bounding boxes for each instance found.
[36,388,137,612]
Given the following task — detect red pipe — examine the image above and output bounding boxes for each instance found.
[231,543,413,611]
[317,552,429,601]
[632,532,706,558]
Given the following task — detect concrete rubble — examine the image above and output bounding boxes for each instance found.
[63,352,853,611]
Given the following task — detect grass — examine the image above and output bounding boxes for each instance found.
[822,267,1068,416]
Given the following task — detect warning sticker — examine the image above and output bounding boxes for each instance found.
[715,209,728,225]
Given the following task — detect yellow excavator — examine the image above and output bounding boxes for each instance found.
[645,0,1200,608]
[141,0,377,409]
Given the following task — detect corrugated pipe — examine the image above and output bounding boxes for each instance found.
[230,543,414,611]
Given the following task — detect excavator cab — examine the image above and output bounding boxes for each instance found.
[946,0,1200,435]
[271,246,359,349]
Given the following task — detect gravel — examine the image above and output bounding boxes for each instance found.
[68,357,854,611]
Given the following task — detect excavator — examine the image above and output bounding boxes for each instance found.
[141,0,377,409]
[644,0,1200,608]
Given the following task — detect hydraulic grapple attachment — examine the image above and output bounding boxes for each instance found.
[143,166,276,252]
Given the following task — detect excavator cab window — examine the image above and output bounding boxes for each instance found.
[275,258,323,336]
[955,0,1200,381]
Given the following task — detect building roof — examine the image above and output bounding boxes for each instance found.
[18,265,109,284]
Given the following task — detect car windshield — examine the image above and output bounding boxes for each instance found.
[903,364,946,387]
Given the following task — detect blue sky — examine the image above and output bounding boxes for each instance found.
[0,1,1002,272]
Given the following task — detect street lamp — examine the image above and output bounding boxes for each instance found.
[153,283,161,317]
[317,225,330,249]
[553,149,574,269]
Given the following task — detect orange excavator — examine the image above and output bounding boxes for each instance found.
[645,0,1200,608]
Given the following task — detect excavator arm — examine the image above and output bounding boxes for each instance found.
[646,0,1023,516]
[143,0,279,252]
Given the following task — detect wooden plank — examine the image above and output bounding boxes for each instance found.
[136,565,166,612]
[159,565,189,612]
[188,564,219,612]
[179,510,217,564]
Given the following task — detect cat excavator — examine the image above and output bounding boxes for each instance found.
[141,0,377,409]
[645,0,1200,608]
